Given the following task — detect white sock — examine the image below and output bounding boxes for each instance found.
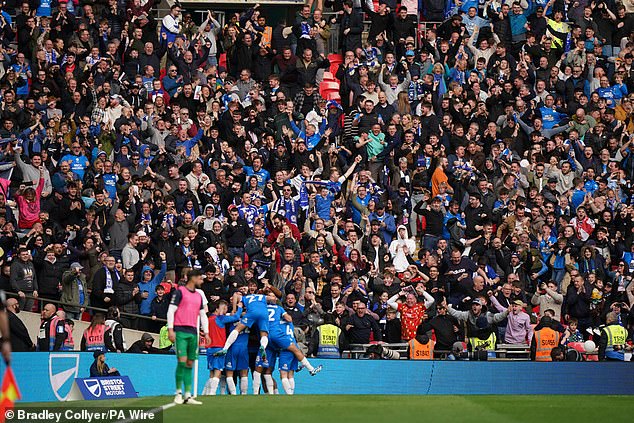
[281,377,292,395]
[289,377,295,394]
[300,357,314,372]
[240,377,249,395]
[226,378,237,395]
[260,335,268,350]
[253,371,261,395]
[223,330,239,350]
[274,388,279,394]
[175,389,182,395]
[209,377,220,396]
[202,378,210,395]
[263,374,274,395]
[220,376,227,395]
[184,391,191,399]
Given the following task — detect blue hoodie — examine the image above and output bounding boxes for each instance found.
[138,262,167,315]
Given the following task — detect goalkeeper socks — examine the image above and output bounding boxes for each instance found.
[226,377,237,395]
[281,377,292,395]
[253,371,262,395]
[183,363,193,394]
[240,377,249,395]
[260,335,269,350]
[300,358,315,372]
[175,362,186,392]
[209,377,220,396]
[223,330,239,350]
[263,374,274,395]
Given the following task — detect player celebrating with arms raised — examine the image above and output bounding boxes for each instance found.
[168,269,210,405]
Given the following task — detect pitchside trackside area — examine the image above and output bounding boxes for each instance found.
[22,395,634,423]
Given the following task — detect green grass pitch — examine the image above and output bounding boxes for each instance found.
[22,395,634,423]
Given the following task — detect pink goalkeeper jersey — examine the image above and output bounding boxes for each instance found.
[173,286,202,331]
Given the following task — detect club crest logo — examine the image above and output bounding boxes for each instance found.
[49,353,80,401]
[83,379,102,397]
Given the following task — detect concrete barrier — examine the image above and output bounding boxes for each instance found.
[13,311,161,351]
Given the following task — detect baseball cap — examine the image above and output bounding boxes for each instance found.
[70,262,83,270]
[141,333,154,342]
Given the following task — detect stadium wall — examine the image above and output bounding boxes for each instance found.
[4,353,634,402]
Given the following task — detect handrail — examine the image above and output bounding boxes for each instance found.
[7,293,167,323]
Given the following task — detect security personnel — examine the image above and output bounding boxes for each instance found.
[310,314,347,358]
[598,312,629,361]
[531,316,561,361]
[408,334,434,360]
[468,331,497,354]
[36,303,67,351]
[62,319,75,351]
[468,316,497,358]
[81,314,107,352]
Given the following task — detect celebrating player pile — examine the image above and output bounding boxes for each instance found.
[204,286,321,395]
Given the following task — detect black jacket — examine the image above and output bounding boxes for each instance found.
[33,256,69,298]
[418,314,462,352]
[126,340,171,354]
[346,312,382,344]
[340,10,363,52]
[225,218,252,248]
[91,267,120,310]
[8,311,35,352]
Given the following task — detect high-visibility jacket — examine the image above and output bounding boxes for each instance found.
[62,321,74,351]
[534,327,560,361]
[468,332,497,352]
[408,339,434,360]
[48,316,65,351]
[83,325,106,352]
[316,324,341,358]
[603,325,627,348]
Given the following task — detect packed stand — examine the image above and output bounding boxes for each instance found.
[0,0,632,361]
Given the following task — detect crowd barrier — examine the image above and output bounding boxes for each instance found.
[3,352,634,402]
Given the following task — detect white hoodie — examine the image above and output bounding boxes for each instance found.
[389,225,416,272]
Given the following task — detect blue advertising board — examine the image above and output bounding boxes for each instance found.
[68,376,138,400]
[2,353,634,402]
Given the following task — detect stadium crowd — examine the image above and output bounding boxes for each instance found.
[1,0,633,362]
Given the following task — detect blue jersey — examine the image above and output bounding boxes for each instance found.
[244,167,270,187]
[60,154,89,180]
[267,304,287,338]
[225,320,250,371]
[267,304,294,350]
[241,294,269,332]
[596,87,616,107]
[102,173,118,199]
[237,204,259,228]
[539,107,567,130]
[245,294,267,309]
[278,318,298,372]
